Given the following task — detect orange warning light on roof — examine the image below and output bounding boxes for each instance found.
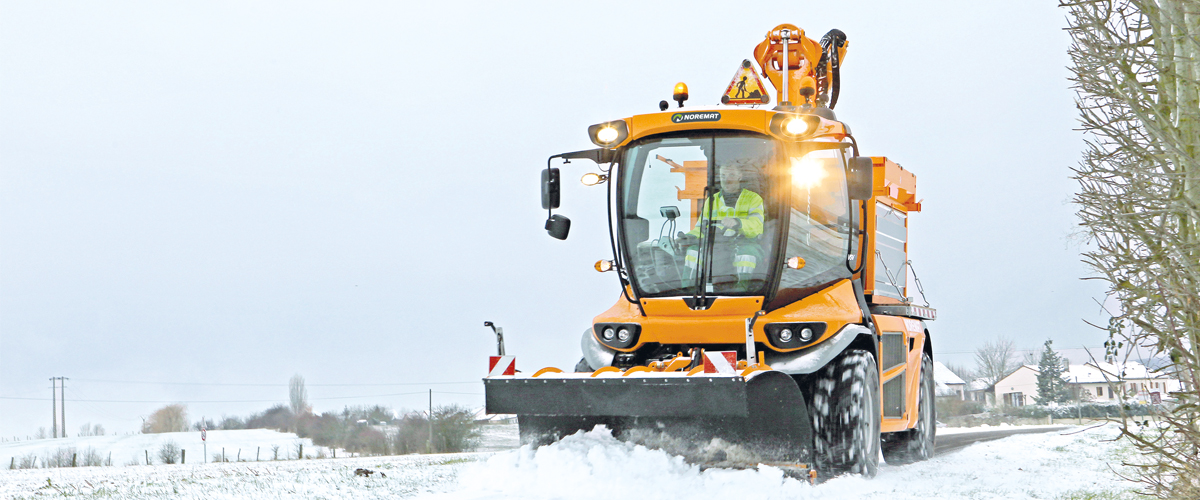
[673,82,689,107]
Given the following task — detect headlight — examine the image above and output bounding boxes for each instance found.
[594,323,640,349]
[596,126,619,144]
[588,120,629,147]
[769,113,822,139]
[785,118,811,135]
[764,322,827,350]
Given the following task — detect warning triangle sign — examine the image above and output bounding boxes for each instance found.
[721,60,770,105]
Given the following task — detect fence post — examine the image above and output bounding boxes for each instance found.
[256,447,260,461]
[9,457,14,469]
[181,449,186,464]
[145,450,149,465]
[237,449,241,462]
[72,453,76,467]
[222,448,225,463]
[299,444,303,460]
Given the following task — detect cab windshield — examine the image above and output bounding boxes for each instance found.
[618,132,852,300]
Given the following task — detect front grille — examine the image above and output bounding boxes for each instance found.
[880,332,906,371]
[883,373,905,418]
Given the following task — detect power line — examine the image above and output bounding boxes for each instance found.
[937,346,1106,355]
[70,378,480,387]
[0,390,480,404]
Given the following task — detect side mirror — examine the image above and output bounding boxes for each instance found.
[541,168,561,209]
[847,157,875,200]
[545,214,571,240]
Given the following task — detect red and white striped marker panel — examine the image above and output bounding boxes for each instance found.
[703,351,737,374]
[488,356,516,377]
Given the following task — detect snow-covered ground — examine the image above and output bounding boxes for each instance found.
[0,429,331,468]
[0,424,1139,499]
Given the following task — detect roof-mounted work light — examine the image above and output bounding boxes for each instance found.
[588,120,629,147]
[769,113,822,139]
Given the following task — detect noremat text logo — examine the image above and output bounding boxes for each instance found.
[671,112,721,124]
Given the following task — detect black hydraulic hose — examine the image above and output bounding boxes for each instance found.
[818,29,847,109]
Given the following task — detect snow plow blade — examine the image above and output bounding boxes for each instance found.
[484,369,813,464]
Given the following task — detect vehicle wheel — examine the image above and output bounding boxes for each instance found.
[882,352,936,465]
[809,348,881,478]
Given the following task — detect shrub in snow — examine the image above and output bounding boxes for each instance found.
[18,453,37,469]
[158,441,181,464]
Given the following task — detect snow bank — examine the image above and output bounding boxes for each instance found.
[0,424,1138,499]
[424,424,1137,500]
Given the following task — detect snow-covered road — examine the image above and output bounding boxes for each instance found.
[0,424,1138,499]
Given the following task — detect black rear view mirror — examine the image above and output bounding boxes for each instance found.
[847,157,875,200]
[541,168,561,209]
[545,214,571,240]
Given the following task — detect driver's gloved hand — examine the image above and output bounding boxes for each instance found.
[676,232,699,247]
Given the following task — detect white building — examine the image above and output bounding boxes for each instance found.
[993,361,1182,406]
[933,361,966,399]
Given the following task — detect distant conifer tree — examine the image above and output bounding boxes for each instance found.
[1034,340,1071,405]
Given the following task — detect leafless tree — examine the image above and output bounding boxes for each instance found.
[78,423,105,437]
[142,404,189,433]
[1062,0,1200,497]
[289,374,310,417]
[974,337,1020,386]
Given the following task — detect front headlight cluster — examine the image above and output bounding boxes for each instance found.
[769,113,822,140]
[594,322,641,349]
[763,322,827,350]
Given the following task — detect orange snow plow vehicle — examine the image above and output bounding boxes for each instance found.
[484,23,937,479]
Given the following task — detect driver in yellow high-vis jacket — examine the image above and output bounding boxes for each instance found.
[680,164,765,289]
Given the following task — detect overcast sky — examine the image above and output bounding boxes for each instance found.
[0,0,1110,437]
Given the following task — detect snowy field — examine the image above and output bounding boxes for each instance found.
[0,429,332,468]
[0,424,1139,499]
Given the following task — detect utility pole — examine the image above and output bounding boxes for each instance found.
[50,378,57,439]
[60,377,67,437]
[429,388,434,453]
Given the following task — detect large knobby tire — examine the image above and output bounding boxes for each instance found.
[882,352,936,465]
[809,349,881,478]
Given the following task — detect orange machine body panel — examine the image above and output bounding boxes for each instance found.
[860,157,921,303]
[593,280,861,353]
[873,314,928,433]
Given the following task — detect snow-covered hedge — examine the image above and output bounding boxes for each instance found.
[1004,402,1156,419]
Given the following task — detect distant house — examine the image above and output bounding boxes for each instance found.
[993,365,1039,406]
[933,361,966,399]
[1069,361,1183,404]
[993,361,1182,406]
[965,379,994,405]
